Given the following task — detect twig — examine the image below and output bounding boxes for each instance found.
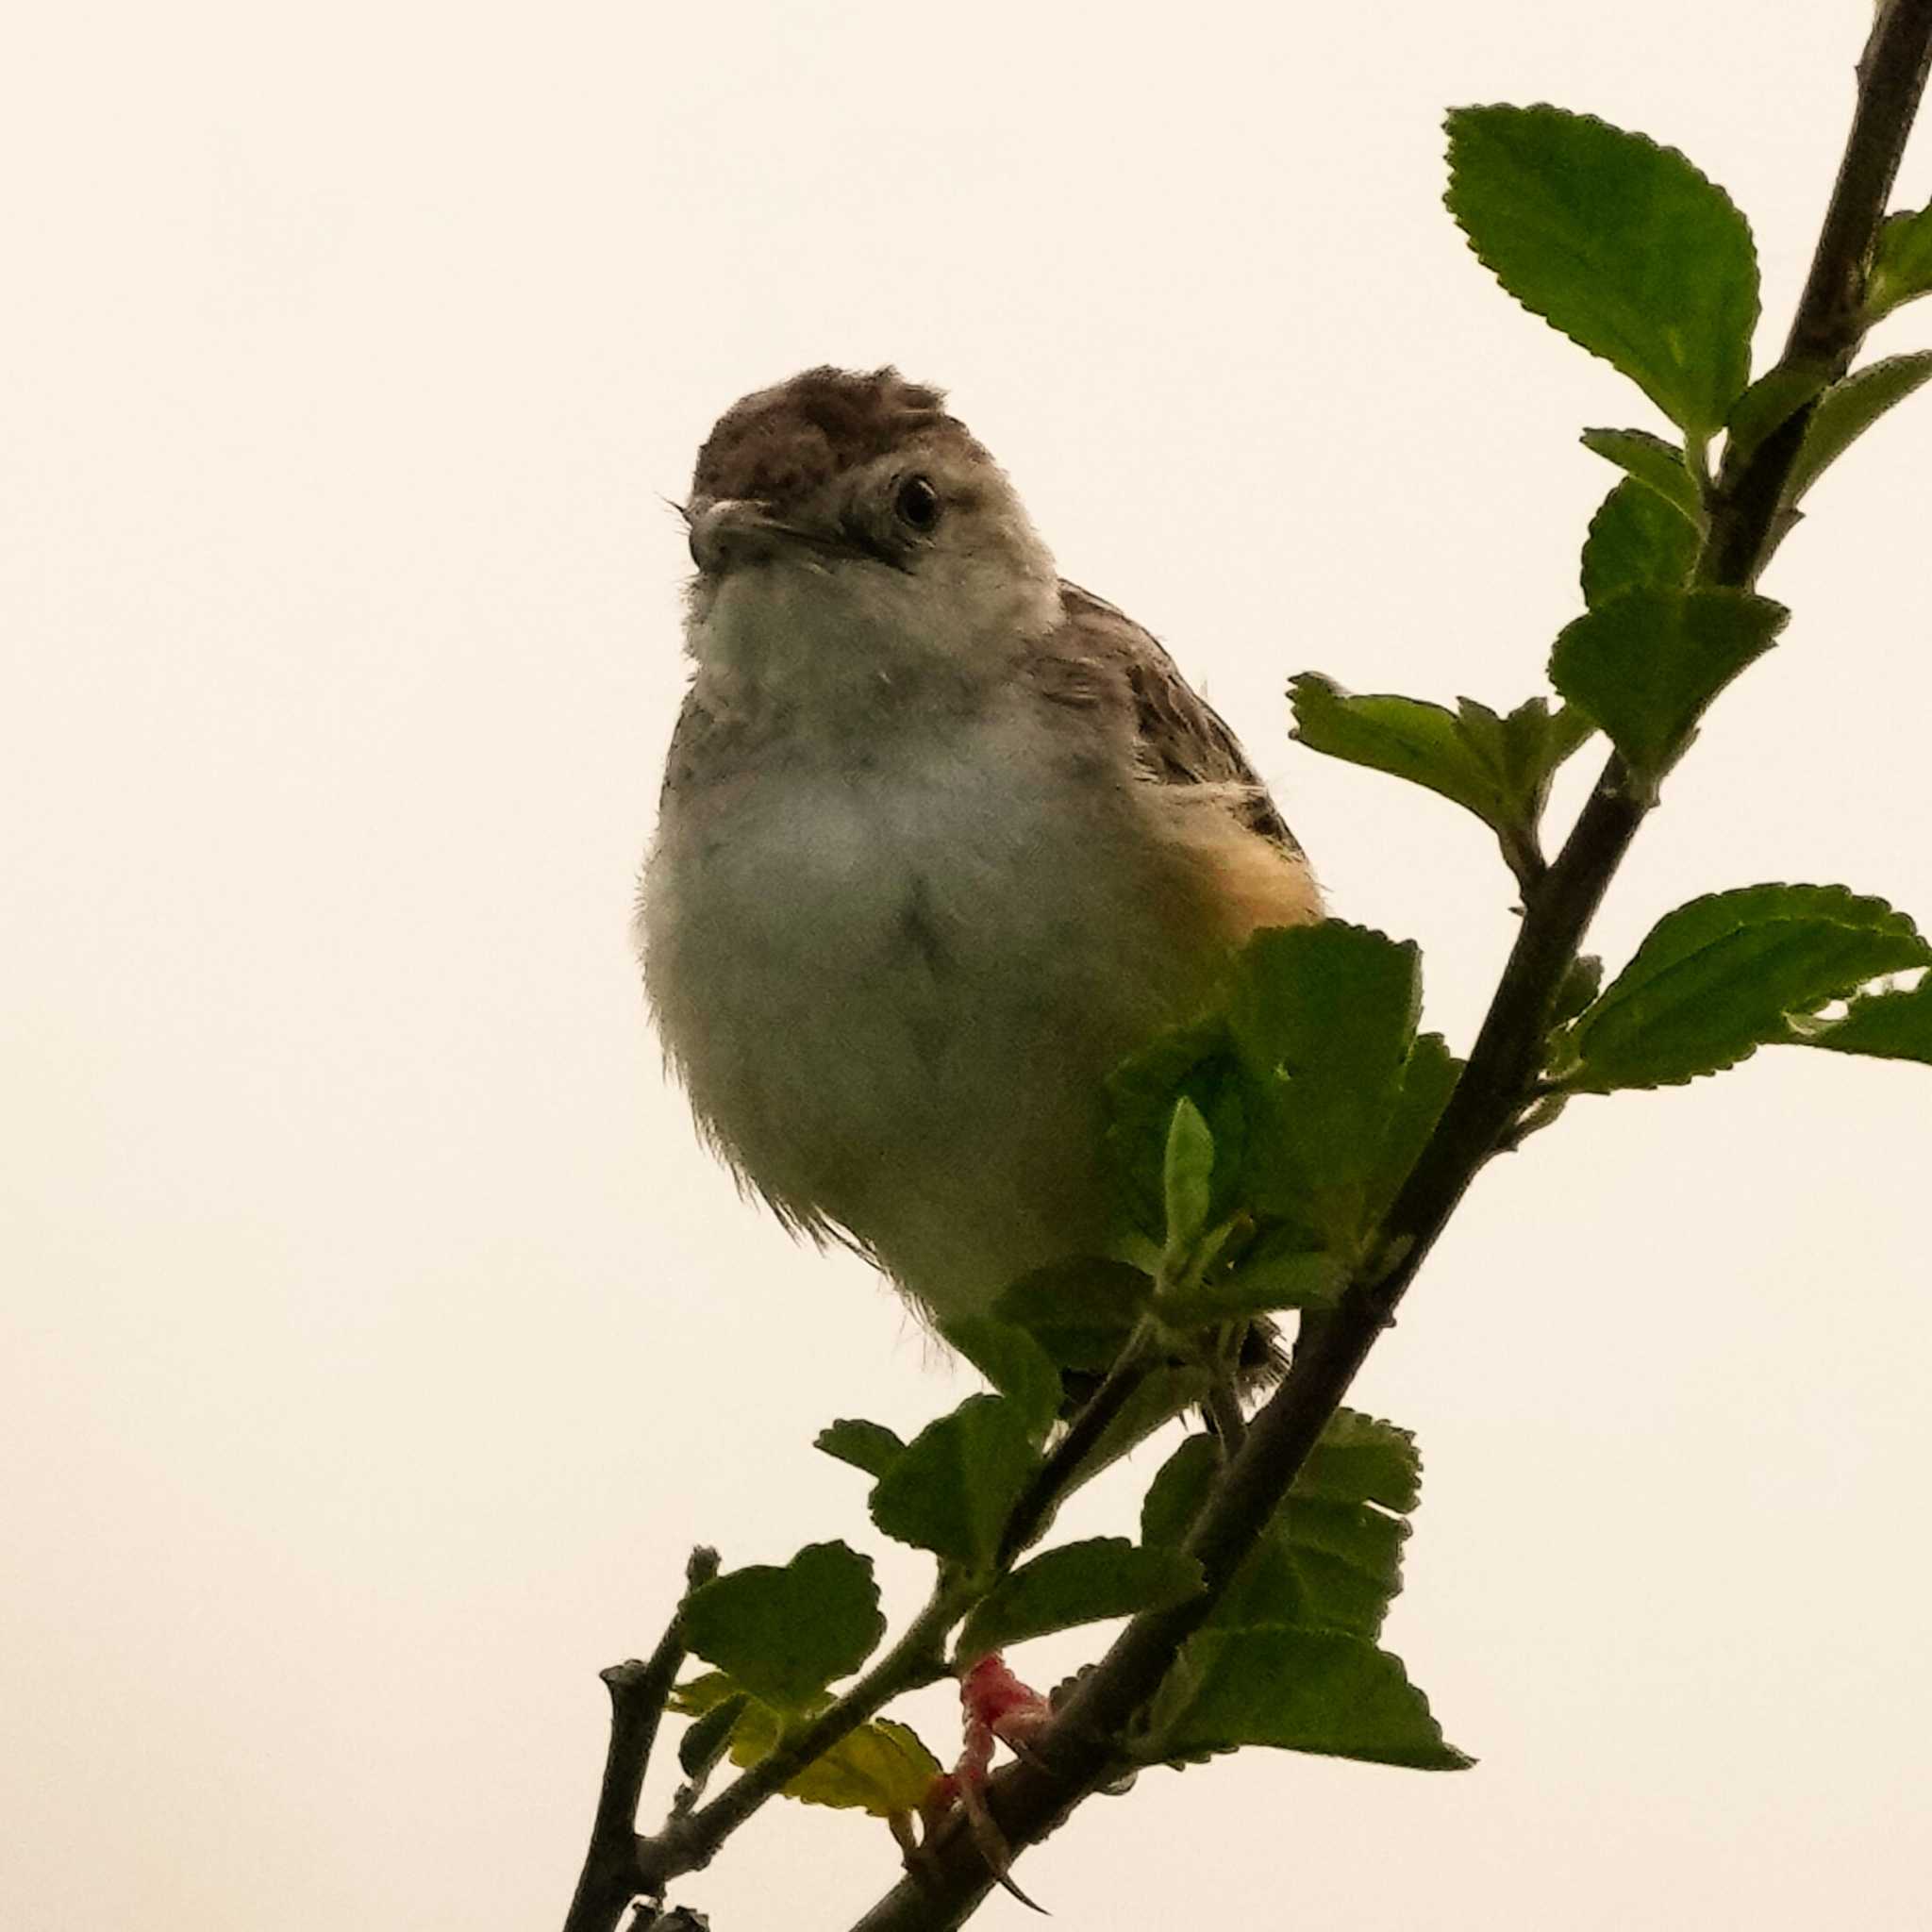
[563,1547,720,1932]
[630,1345,1159,1893]
[839,8,1932,1924]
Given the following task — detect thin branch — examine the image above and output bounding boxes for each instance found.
[564,1547,719,1932]
[841,9,1932,1924]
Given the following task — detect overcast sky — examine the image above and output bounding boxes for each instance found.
[7,4,1930,1928]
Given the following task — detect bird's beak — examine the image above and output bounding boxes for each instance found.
[687,498,798,576]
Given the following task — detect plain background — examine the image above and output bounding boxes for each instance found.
[6,3,1930,1926]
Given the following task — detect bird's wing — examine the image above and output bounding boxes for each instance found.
[1049,579,1304,858]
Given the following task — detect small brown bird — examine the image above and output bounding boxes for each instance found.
[640,367,1321,1333]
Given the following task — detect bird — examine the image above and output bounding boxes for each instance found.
[639,366,1322,1341]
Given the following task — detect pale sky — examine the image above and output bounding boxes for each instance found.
[6,4,1930,1928]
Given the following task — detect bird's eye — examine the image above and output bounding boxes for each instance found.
[894,475,942,532]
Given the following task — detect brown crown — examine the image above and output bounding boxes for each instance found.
[690,366,975,508]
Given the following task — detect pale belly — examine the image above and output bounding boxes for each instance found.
[641,718,1222,1320]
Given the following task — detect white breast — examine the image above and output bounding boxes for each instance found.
[641,698,1214,1321]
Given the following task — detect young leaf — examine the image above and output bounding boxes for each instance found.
[1581,478,1701,609]
[1228,923,1424,1252]
[1562,884,1930,1091]
[1790,974,1932,1065]
[1724,362,1829,468]
[868,1394,1041,1571]
[773,1716,942,1816]
[1104,1014,1248,1245]
[1866,205,1932,322]
[1785,353,1932,505]
[1157,1242,1346,1328]
[940,1316,1062,1441]
[679,1680,943,1817]
[991,1257,1153,1373]
[815,1418,907,1481]
[1447,105,1758,435]
[1549,587,1788,778]
[1161,1096,1217,1259]
[676,1690,750,1780]
[1141,1433,1220,1549]
[1290,675,1591,858]
[956,1537,1205,1661]
[1152,1627,1471,1771]
[1580,427,1706,525]
[680,1542,886,1711]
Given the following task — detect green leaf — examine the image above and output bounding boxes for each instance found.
[1788,973,1932,1065]
[1158,1241,1346,1328]
[1141,1433,1220,1549]
[1298,1408,1423,1515]
[991,1257,1153,1374]
[1786,353,1932,505]
[868,1395,1041,1571]
[957,1537,1205,1661]
[677,1679,943,1818]
[1161,1097,1216,1258]
[1152,1627,1471,1770]
[1549,587,1787,778]
[680,1542,886,1711]
[1290,675,1591,857]
[1229,922,1423,1252]
[676,1690,749,1780]
[1564,885,1930,1091]
[1581,477,1701,609]
[1216,1410,1421,1641]
[1724,362,1829,468]
[1867,204,1932,322]
[1580,427,1706,525]
[1104,1015,1248,1245]
[1364,1031,1461,1229]
[1550,953,1606,1030]
[1446,105,1758,435]
[815,1418,907,1481]
[941,1317,1062,1441]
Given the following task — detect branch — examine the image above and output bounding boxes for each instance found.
[841,9,1932,1924]
[563,1547,719,1932]
[625,1346,1157,1895]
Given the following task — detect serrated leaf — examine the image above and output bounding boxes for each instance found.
[1786,353,1932,505]
[815,1418,907,1481]
[1141,1433,1221,1549]
[1158,1241,1346,1328]
[1229,923,1423,1251]
[680,1542,886,1711]
[1152,1627,1471,1771]
[992,1257,1153,1373]
[941,1317,1062,1441]
[676,1690,749,1780]
[1550,587,1787,777]
[1364,1031,1461,1229]
[957,1538,1205,1661]
[1724,362,1829,467]
[868,1394,1041,1571]
[1447,105,1757,435]
[1581,477,1701,609]
[1298,1408,1423,1515]
[1867,205,1932,322]
[677,1678,943,1818]
[1788,973,1932,1065]
[1580,427,1706,525]
[1290,675,1589,855]
[1566,885,1929,1091]
[768,1716,943,1817]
